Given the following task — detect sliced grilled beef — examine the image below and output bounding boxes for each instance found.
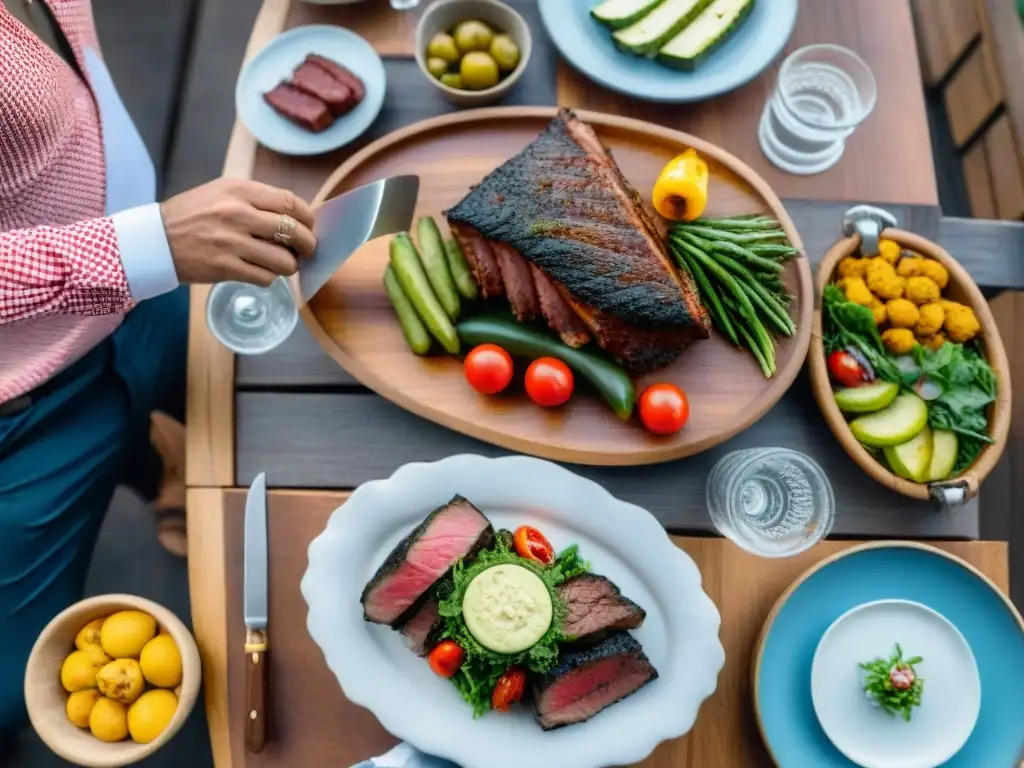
[557,574,646,644]
[492,242,540,321]
[263,83,334,132]
[532,631,657,730]
[445,108,710,374]
[291,60,356,117]
[360,496,494,626]
[449,222,505,299]
[306,54,366,102]
[398,595,443,656]
[530,264,590,348]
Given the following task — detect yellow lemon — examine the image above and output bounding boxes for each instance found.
[127,689,177,744]
[65,690,101,728]
[96,658,145,705]
[60,646,111,692]
[74,617,106,651]
[140,635,182,689]
[89,697,128,742]
[100,610,156,659]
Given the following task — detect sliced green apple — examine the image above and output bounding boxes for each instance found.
[850,393,928,447]
[884,425,933,483]
[928,429,959,481]
[834,380,900,414]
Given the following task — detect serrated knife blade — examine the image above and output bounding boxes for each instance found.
[243,471,269,753]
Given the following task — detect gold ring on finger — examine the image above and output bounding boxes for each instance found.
[274,213,297,246]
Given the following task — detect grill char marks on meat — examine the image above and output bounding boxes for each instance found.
[448,222,505,299]
[491,242,540,321]
[360,495,494,626]
[263,83,334,132]
[531,631,658,730]
[398,594,444,656]
[291,60,356,117]
[306,54,366,102]
[530,264,590,348]
[556,574,646,644]
[445,108,710,374]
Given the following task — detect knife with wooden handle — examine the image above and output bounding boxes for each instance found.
[243,472,269,753]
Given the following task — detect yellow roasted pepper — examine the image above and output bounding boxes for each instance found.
[652,148,709,221]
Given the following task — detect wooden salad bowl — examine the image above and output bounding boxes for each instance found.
[295,106,813,466]
[809,229,1012,503]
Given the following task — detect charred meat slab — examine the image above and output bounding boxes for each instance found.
[307,54,366,102]
[291,60,356,117]
[445,108,710,373]
[360,496,494,626]
[530,264,590,348]
[398,594,444,656]
[531,631,658,730]
[492,242,540,321]
[448,222,505,299]
[556,574,646,644]
[263,83,334,132]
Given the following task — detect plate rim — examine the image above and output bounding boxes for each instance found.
[750,541,1024,767]
[809,598,981,768]
[300,453,726,768]
[234,23,387,157]
[290,105,814,466]
[535,0,800,104]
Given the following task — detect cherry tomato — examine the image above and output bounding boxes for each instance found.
[491,667,527,712]
[638,383,690,435]
[464,344,514,395]
[524,358,574,407]
[827,350,868,388]
[513,526,554,565]
[427,640,465,678]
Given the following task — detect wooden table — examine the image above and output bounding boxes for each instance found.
[184,1,1023,766]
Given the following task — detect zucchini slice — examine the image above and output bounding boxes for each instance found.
[591,0,667,30]
[612,0,712,56]
[657,0,755,70]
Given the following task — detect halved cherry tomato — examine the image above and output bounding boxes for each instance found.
[427,640,464,678]
[464,344,514,395]
[524,357,574,407]
[491,667,527,712]
[638,383,689,435]
[827,350,869,388]
[513,525,554,565]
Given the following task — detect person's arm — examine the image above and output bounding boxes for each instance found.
[0,179,318,326]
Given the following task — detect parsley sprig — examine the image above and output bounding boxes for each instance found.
[860,643,924,722]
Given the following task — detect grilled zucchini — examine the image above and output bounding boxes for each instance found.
[591,0,667,30]
[657,0,754,70]
[612,0,711,56]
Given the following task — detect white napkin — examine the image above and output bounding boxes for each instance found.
[355,742,459,768]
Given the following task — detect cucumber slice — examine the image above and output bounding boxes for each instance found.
[657,0,754,70]
[928,429,959,481]
[884,425,933,483]
[849,393,928,448]
[612,0,711,56]
[833,380,900,414]
[591,0,667,30]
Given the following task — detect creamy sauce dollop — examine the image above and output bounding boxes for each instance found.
[461,564,553,654]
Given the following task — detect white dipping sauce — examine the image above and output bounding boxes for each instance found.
[462,564,553,653]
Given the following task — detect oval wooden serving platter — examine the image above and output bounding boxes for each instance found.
[297,107,813,466]
[809,229,1011,501]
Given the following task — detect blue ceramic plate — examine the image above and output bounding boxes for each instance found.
[235,25,386,156]
[754,543,1024,767]
[536,0,798,103]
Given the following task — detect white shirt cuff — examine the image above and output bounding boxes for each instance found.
[111,203,179,300]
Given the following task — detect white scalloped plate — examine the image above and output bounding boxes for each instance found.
[301,454,724,768]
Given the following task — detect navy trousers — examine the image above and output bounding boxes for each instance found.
[0,287,188,735]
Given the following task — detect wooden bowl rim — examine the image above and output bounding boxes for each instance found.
[808,228,1012,502]
[293,105,814,466]
[25,594,202,768]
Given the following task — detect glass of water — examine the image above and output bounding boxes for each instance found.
[390,0,421,9]
[206,276,298,355]
[706,448,835,557]
[759,44,877,176]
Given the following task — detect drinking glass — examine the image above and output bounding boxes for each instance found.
[758,44,878,176]
[206,276,298,355]
[706,448,835,557]
[390,0,421,9]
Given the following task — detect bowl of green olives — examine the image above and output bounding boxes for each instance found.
[415,0,531,107]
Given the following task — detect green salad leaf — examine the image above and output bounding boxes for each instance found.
[821,284,902,383]
[437,531,590,716]
[860,643,924,722]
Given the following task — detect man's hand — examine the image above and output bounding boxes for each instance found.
[160,178,317,287]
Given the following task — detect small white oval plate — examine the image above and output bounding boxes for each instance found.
[235,25,386,156]
[301,454,724,768]
[811,599,981,768]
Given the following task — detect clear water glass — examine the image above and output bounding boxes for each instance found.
[206,276,298,355]
[759,44,877,176]
[390,0,421,9]
[706,448,835,557]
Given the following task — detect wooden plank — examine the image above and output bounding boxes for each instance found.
[979,0,1024,187]
[912,0,982,85]
[944,38,1003,147]
[556,0,938,207]
[186,487,233,768]
[212,490,1009,768]
[986,113,1024,220]
[963,136,998,218]
[234,373,981,539]
[279,0,423,57]
[939,217,1024,287]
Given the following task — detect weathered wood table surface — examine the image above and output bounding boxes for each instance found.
[184,1,1024,766]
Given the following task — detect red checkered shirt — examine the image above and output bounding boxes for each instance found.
[0,1,173,403]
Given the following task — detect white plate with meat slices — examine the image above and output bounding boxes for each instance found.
[301,454,724,768]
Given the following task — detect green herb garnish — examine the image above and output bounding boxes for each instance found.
[860,643,924,722]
